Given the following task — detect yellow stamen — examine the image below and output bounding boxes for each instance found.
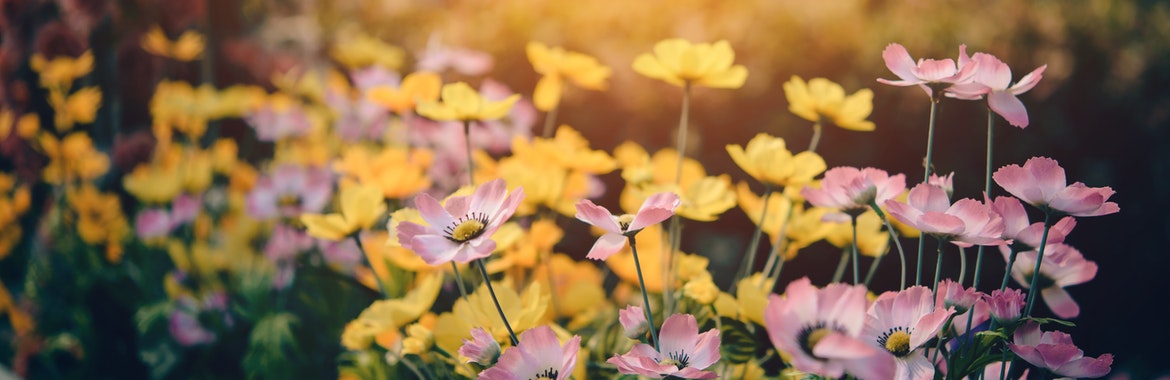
[884,331,912,356]
[805,328,832,353]
[451,220,486,242]
[617,214,635,230]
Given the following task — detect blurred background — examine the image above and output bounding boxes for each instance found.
[2,0,1167,378]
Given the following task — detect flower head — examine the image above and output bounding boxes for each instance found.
[993,157,1119,217]
[397,179,524,265]
[986,288,1026,325]
[416,82,520,122]
[632,39,748,89]
[609,313,721,379]
[1005,244,1096,318]
[784,76,875,131]
[366,71,442,114]
[619,305,651,340]
[527,42,611,111]
[574,192,679,260]
[877,43,978,98]
[459,327,501,366]
[884,183,1008,247]
[803,166,906,212]
[479,325,581,380]
[1008,322,1112,378]
[300,184,386,241]
[935,279,982,314]
[247,164,332,220]
[862,286,955,380]
[946,46,1046,128]
[728,133,826,188]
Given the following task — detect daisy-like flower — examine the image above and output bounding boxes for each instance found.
[1008,322,1113,378]
[946,46,1047,128]
[764,278,895,380]
[247,164,332,220]
[632,38,748,89]
[1005,244,1096,319]
[609,313,721,379]
[803,166,906,214]
[397,179,524,265]
[459,327,501,366]
[993,157,1119,217]
[862,286,955,380]
[783,76,876,131]
[574,192,679,260]
[416,82,520,122]
[877,43,978,98]
[884,183,1008,247]
[478,325,581,380]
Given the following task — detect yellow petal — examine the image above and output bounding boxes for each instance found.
[478,94,520,121]
[632,54,684,87]
[533,75,563,112]
[695,64,748,89]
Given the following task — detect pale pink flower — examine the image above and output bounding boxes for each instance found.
[574,192,680,260]
[947,46,1047,128]
[863,286,954,380]
[246,100,314,141]
[246,164,333,219]
[619,305,650,340]
[927,172,954,197]
[877,43,978,98]
[416,33,494,76]
[135,208,173,240]
[1004,244,1096,318]
[265,224,314,262]
[169,308,216,346]
[803,167,906,213]
[171,194,201,226]
[986,195,1076,253]
[325,87,390,142]
[884,183,1009,247]
[478,325,580,380]
[349,66,400,93]
[1008,322,1113,378]
[935,279,982,314]
[985,288,1026,325]
[992,157,1119,217]
[609,313,721,379]
[459,327,500,366]
[981,360,1029,380]
[764,278,895,380]
[398,179,524,265]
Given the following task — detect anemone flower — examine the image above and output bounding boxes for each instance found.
[609,313,721,379]
[574,192,679,260]
[884,183,1008,247]
[1005,244,1096,319]
[1008,322,1113,378]
[247,164,332,220]
[478,325,581,380]
[946,46,1047,128]
[992,157,1118,217]
[397,178,524,265]
[862,286,954,380]
[764,278,895,380]
[877,43,978,98]
[803,166,906,213]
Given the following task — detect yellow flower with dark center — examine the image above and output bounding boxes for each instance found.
[366,72,442,114]
[330,33,405,70]
[141,26,204,61]
[632,39,748,89]
[825,209,890,257]
[416,82,519,122]
[783,76,875,132]
[30,51,93,89]
[300,184,386,241]
[526,42,611,111]
[727,133,826,188]
[39,133,110,184]
[333,146,433,199]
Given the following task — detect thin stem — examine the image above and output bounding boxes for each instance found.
[923,96,940,182]
[808,122,823,153]
[475,259,518,346]
[862,246,885,288]
[831,247,850,283]
[957,246,968,287]
[973,107,996,292]
[663,215,682,316]
[666,80,690,313]
[1000,246,1018,291]
[629,235,660,351]
[1023,213,1054,317]
[351,234,387,297]
[850,214,860,285]
[674,81,692,185]
[733,185,772,291]
[541,103,560,138]
[760,202,796,286]
[391,352,427,379]
[916,237,926,286]
[932,240,945,293]
[450,261,468,300]
[871,202,907,290]
[763,247,786,291]
[463,120,475,187]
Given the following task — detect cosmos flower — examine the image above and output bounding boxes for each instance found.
[993,157,1119,217]
[877,43,978,98]
[946,46,1046,128]
[478,325,581,380]
[632,39,748,89]
[609,313,721,379]
[574,192,679,260]
[397,179,524,265]
[1008,322,1112,378]
[862,286,954,380]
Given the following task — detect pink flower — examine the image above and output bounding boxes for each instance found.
[171,194,201,226]
[619,305,650,340]
[927,172,954,197]
[246,99,314,141]
[247,164,333,219]
[574,192,679,260]
[992,157,1119,217]
[934,279,982,313]
[877,43,978,98]
[985,288,1026,325]
[1004,244,1096,318]
[135,208,173,240]
[986,195,1076,251]
[803,167,906,213]
[416,33,494,76]
[1008,322,1113,378]
[947,46,1047,128]
[478,325,580,380]
[764,278,895,380]
[325,87,390,142]
[264,224,314,262]
[459,327,500,366]
[862,286,954,380]
[398,178,524,265]
[609,313,721,379]
[884,183,1009,247]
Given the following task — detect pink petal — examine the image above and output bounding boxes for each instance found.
[881,43,919,82]
[1024,157,1068,202]
[919,212,966,236]
[414,193,455,232]
[628,192,679,231]
[1038,343,1083,370]
[897,351,936,380]
[972,53,1012,90]
[408,234,461,265]
[470,178,508,218]
[585,233,627,260]
[1010,65,1048,95]
[574,199,622,234]
[686,329,721,370]
[451,238,495,263]
[658,314,700,358]
[1040,286,1080,319]
[1049,183,1118,217]
[558,335,582,380]
[988,91,1030,128]
[1054,354,1113,378]
[910,308,953,350]
[912,59,959,82]
[672,367,719,379]
[813,332,880,360]
[908,183,951,213]
[492,186,526,228]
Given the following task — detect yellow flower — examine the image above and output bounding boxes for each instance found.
[330,33,405,71]
[736,273,775,326]
[141,26,204,61]
[674,253,710,283]
[534,254,606,328]
[416,82,520,122]
[526,42,611,111]
[150,81,219,140]
[39,133,110,184]
[512,126,617,175]
[683,276,719,305]
[783,76,875,132]
[46,86,101,131]
[433,282,549,353]
[736,183,830,259]
[333,146,432,199]
[300,184,386,241]
[825,210,890,257]
[736,182,794,243]
[632,39,748,89]
[366,72,442,114]
[66,185,127,255]
[123,158,183,204]
[500,219,563,270]
[210,139,238,174]
[0,175,30,260]
[624,175,736,222]
[400,323,434,355]
[358,273,443,328]
[29,51,93,89]
[727,133,826,188]
[16,113,40,139]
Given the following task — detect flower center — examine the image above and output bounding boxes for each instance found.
[660,350,690,368]
[444,212,489,243]
[529,368,558,380]
[882,330,912,357]
[278,194,301,208]
[1023,270,1056,290]
[617,214,635,231]
[797,322,840,358]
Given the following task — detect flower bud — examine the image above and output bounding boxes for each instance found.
[986,288,1026,325]
[619,305,650,340]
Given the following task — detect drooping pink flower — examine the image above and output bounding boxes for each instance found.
[574,192,679,260]
[985,288,1026,325]
[986,195,1076,254]
[877,43,978,98]
[246,164,333,220]
[992,157,1119,217]
[459,327,501,366]
[478,325,580,380]
[398,178,524,265]
[619,305,650,340]
[862,286,954,380]
[884,183,1009,247]
[803,167,906,213]
[947,46,1047,128]
[1004,244,1096,318]
[609,313,721,379]
[764,278,895,380]
[1008,322,1113,378]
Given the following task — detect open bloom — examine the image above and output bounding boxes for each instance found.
[783,76,876,131]
[862,286,954,380]
[366,71,442,114]
[993,157,1119,217]
[300,184,386,241]
[397,179,524,265]
[1008,322,1112,378]
[947,46,1046,128]
[632,39,748,89]
[803,166,906,213]
[247,164,332,219]
[877,43,978,98]
[527,42,611,111]
[416,82,520,122]
[764,278,895,380]
[884,183,1008,247]
[609,313,721,379]
[728,133,826,188]
[1005,244,1096,318]
[574,192,679,260]
[479,325,580,380]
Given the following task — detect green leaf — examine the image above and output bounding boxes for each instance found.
[243,312,301,379]
[718,317,756,364]
[1026,317,1076,327]
[133,301,173,335]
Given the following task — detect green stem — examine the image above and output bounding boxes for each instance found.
[850,214,860,284]
[957,246,967,287]
[475,259,518,346]
[916,236,925,286]
[933,239,944,293]
[733,185,772,291]
[916,98,940,287]
[973,107,996,292]
[463,120,475,187]
[450,261,468,300]
[541,102,560,138]
[1000,246,1018,291]
[1022,213,1054,317]
[674,81,692,185]
[351,234,386,298]
[760,201,796,286]
[629,235,660,351]
[808,122,823,153]
[870,202,907,290]
[831,247,850,283]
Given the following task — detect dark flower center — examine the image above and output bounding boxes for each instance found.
[660,350,691,368]
[797,321,844,358]
[529,367,557,380]
[444,212,489,243]
[877,326,913,357]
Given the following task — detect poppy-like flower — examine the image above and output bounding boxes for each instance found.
[993,157,1119,217]
[803,166,906,213]
[366,71,442,114]
[783,76,876,131]
[985,288,1026,325]
[416,82,520,122]
[1008,322,1113,378]
[141,26,204,61]
[300,184,386,241]
[947,46,1046,128]
[527,42,611,111]
[1005,244,1096,319]
[459,327,501,366]
[862,286,954,380]
[877,43,978,98]
[479,325,581,380]
[619,305,650,340]
[884,183,1008,247]
[574,192,679,260]
[397,179,524,265]
[728,133,826,188]
[247,164,332,220]
[764,278,895,380]
[632,39,748,89]
[609,313,721,379]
